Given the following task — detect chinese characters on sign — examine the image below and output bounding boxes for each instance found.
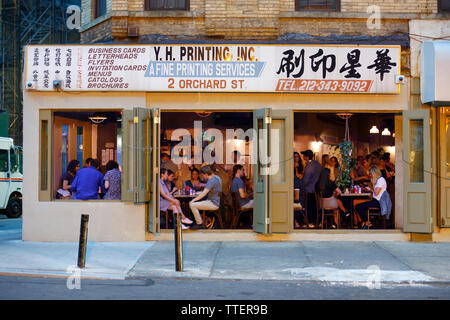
[25,45,401,94]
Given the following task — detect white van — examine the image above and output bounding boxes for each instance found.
[0,137,22,218]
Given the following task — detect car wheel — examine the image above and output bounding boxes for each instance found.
[6,197,22,218]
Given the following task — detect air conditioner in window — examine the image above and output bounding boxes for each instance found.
[128,26,139,37]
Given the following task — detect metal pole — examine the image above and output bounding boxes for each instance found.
[77,214,89,268]
[174,212,183,271]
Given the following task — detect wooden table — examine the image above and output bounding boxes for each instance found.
[339,193,372,228]
[173,192,200,222]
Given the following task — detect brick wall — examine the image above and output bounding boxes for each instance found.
[340,0,437,14]
[81,0,442,42]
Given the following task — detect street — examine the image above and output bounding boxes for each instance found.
[1,217,450,300]
[1,275,450,300]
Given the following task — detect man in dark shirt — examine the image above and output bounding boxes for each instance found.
[230,165,253,210]
[301,149,322,228]
[71,159,105,200]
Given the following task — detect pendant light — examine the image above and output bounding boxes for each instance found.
[370,125,379,134]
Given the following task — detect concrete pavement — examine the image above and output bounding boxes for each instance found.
[1,217,450,284]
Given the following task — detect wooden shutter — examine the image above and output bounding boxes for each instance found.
[270,110,293,233]
[39,110,52,201]
[253,108,271,234]
[403,109,432,233]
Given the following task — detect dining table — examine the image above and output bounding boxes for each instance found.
[339,192,372,228]
[173,191,201,221]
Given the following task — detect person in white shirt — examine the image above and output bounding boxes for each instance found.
[355,166,387,229]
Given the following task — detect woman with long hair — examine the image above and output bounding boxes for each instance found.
[355,166,387,229]
[294,152,304,179]
[329,156,340,182]
[160,168,193,229]
[58,160,80,196]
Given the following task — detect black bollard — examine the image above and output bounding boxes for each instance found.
[77,214,89,268]
[174,212,183,271]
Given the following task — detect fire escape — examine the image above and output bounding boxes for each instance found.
[0,0,80,145]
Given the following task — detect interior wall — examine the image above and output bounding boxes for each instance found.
[53,116,93,195]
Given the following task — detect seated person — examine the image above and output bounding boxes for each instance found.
[103,160,121,200]
[189,166,222,229]
[319,167,351,228]
[355,166,389,229]
[185,168,206,191]
[57,159,80,199]
[71,159,105,200]
[160,168,193,229]
[230,165,253,211]
[351,156,370,186]
[166,169,178,195]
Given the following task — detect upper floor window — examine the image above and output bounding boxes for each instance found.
[296,0,340,11]
[94,0,107,18]
[145,0,190,10]
[439,0,450,12]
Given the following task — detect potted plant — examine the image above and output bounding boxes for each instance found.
[334,140,356,191]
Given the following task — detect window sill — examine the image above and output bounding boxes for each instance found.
[280,11,450,20]
[112,10,199,18]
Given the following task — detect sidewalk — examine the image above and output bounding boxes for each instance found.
[127,241,450,284]
[1,239,450,283]
[1,218,450,283]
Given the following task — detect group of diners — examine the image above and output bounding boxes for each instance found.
[57,158,122,200]
[159,151,253,230]
[293,149,394,229]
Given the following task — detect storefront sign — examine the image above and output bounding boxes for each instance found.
[25,44,401,94]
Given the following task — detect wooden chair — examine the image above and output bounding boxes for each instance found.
[367,207,387,229]
[200,192,225,229]
[160,210,173,229]
[230,192,253,229]
[318,193,340,229]
[293,202,308,228]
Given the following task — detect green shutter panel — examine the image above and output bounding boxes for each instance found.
[253,108,271,234]
[121,110,135,202]
[149,108,160,233]
[270,110,293,233]
[135,107,151,203]
[403,109,432,233]
[39,110,52,201]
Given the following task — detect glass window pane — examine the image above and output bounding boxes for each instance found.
[446,115,450,177]
[9,148,17,173]
[0,150,8,172]
[271,119,285,183]
[128,122,134,191]
[76,126,83,165]
[257,118,264,182]
[409,119,424,183]
[41,120,48,190]
[297,0,337,10]
[61,125,68,175]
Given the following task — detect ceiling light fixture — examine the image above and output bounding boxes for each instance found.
[382,128,391,136]
[370,125,379,134]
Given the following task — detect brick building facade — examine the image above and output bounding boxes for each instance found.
[80,0,446,43]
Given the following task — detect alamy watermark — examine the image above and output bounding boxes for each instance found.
[66,265,81,290]
[169,121,281,175]
[367,5,381,30]
[66,5,81,30]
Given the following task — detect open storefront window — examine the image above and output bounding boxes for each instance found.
[293,112,396,230]
[39,110,122,200]
[160,111,254,230]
